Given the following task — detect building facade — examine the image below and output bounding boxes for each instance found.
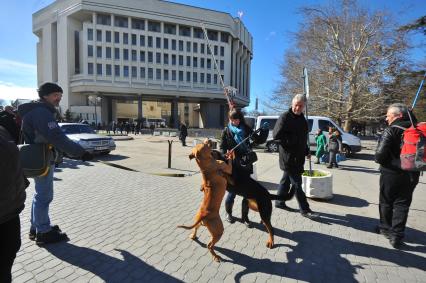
[33,0,253,128]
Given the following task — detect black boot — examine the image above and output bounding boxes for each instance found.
[225,202,235,223]
[242,199,252,228]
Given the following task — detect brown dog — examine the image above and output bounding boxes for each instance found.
[177,140,232,262]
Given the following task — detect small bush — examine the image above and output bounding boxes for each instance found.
[302,170,328,177]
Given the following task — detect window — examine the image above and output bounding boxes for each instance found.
[97,14,111,26]
[148,36,153,47]
[164,69,169,80]
[193,42,198,53]
[96,30,102,41]
[148,21,161,32]
[114,32,120,43]
[96,46,102,58]
[186,71,191,82]
[106,47,111,59]
[178,40,184,51]
[194,28,204,39]
[220,60,224,70]
[221,32,229,43]
[114,16,128,28]
[156,52,161,64]
[148,52,153,63]
[186,41,191,52]
[178,55,183,66]
[140,51,145,62]
[114,48,120,59]
[186,56,191,67]
[132,66,137,78]
[193,72,198,83]
[156,37,161,48]
[207,73,211,83]
[123,49,129,60]
[207,59,211,69]
[214,45,218,56]
[318,120,333,132]
[131,50,137,61]
[148,68,153,79]
[88,63,93,74]
[156,68,161,80]
[179,26,191,37]
[164,23,176,34]
[106,31,111,42]
[106,64,112,76]
[201,44,205,54]
[123,66,129,77]
[131,34,137,45]
[200,58,205,68]
[132,18,144,30]
[207,30,218,41]
[171,39,176,50]
[171,54,176,65]
[200,73,205,83]
[140,67,146,78]
[97,64,102,75]
[220,46,225,56]
[172,70,176,81]
[179,71,183,81]
[214,74,218,84]
[87,28,93,40]
[123,33,129,44]
[140,35,145,46]
[163,38,168,49]
[114,65,120,76]
[164,53,169,65]
[193,57,198,68]
[88,45,93,57]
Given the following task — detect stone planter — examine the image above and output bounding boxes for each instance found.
[302,170,333,200]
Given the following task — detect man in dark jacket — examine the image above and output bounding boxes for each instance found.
[273,94,318,219]
[375,103,420,249]
[179,123,188,146]
[0,126,29,283]
[18,82,93,245]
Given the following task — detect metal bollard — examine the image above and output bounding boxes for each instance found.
[168,140,173,168]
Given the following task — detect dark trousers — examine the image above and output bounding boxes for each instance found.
[328,150,338,167]
[379,171,419,240]
[276,171,310,212]
[0,216,21,283]
[180,136,186,146]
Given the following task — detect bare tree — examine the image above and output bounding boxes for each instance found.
[273,0,409,131]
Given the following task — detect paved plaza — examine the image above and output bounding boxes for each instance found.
[12,135,426,282]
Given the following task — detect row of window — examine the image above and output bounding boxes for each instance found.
[87,30,226,56]
[94,14,229,42]
[87,63,222,84]
[87,46,225,70]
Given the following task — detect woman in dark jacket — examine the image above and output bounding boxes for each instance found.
[220,109,256,227]
[327,127,342,168]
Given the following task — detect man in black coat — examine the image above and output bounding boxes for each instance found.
[179,123,188,146]
[375,103,420,249]
[273,94,318,219]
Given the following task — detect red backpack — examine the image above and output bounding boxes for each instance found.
[393,122,426,171]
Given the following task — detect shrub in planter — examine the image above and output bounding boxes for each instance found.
[302,169,333,200]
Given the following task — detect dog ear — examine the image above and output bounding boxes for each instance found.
[189,152,195,160]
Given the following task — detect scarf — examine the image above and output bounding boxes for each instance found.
[228,122,248,152]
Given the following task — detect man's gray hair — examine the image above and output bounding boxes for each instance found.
[292,94,307,104]
[388,103,408,116]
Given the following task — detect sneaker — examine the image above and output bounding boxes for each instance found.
[36,229,68,245]
[389,238,403,249]
[225,213,235,224]
[374,226,391,239]
[29,225,61,241]
[301,211,320,219]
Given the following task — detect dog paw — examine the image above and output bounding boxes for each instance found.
[266,241,274,249]
[213,255,222,262]
[189,234,197,240]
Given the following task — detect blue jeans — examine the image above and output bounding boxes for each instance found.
[31,165,55,233]
[276,170,310,213]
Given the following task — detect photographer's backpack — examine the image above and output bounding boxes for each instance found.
[393,122,426,171]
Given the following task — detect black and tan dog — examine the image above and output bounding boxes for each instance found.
[177,140,233,262]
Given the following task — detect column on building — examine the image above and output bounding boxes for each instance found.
[171,98,179,128]
[199,102,222,128]
[137,95,143,120]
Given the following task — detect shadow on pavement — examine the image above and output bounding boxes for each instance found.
[338,164,380,174]
[313,193,369,208]
[44,243,181,282]
[258,181,279,191]
[351,152,375,161]
[55,159,94,170]
[95,154,129,161]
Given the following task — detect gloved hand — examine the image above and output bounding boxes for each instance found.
[81,151,94,162]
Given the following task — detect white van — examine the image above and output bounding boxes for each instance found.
[255,115,362,156]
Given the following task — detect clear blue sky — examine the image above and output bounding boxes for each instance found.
[0,0,424,110]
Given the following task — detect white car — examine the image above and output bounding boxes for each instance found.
[59,123,116,154]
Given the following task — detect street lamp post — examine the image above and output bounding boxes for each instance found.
[88,95,102,130]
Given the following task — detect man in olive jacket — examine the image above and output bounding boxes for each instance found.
[273,94,318,219]
[375,103,420,249]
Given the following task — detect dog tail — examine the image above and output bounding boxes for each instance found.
[177,217,204,230]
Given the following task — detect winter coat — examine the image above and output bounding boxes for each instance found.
[315,133,327,158]
[179,124,188,139]
[328,133,342,153]
[273,108,309,174]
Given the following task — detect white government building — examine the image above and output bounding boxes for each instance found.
[33,0,253,128]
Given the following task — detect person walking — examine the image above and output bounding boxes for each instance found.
[314,129,327,164]
[273,94,319,219]
[327,127,342,168]
[179,123,188,146]
[375,103,420,249]
[18,82,93,245]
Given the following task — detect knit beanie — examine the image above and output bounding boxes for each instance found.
[38,82,63,98]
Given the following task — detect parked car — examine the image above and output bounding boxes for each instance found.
[143,118,166,128]
[59,123,116,154]
[255,115,362,156]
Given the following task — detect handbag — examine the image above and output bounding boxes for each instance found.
[18,143,52,178]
